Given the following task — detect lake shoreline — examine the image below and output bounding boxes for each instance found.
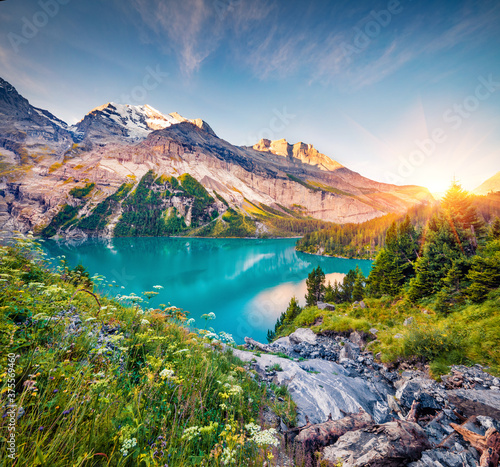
[296,249,375,261]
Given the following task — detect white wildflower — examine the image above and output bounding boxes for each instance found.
[252,428,279,447]
[245,422,261,437]
[182,426,200,441]
[159,368,174,380]
[221,446,237,465]
[120,437,137,457]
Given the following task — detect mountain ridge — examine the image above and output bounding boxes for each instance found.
[0,77,434,238]
[474,171,500,196]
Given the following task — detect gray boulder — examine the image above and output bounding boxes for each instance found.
[272,336,291,348]
[408,448,478,467]
[396,377,446,411]
[322,420,431,466]
[317,301,335,311]
[447,389,500,419]
[339,341,356,361]
[349,331,367,349]
[289,328,318,345]
[231,348,393,426]
[403,316,415,326]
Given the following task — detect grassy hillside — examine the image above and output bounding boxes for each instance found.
[0,235,296,466]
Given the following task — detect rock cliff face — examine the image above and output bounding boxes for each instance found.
[0,77,434,238]
[253,138,343,172]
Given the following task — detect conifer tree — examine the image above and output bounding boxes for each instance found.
[283,296,302,324]
[352,266,365,302]
[490,217,500,240]
[467,239,500,303]
[305,266,325,306]
[367,216,418,297]
[441,180,485,255]
[341,268,357,302]
[408,182,482,301]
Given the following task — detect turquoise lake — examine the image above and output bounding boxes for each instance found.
[43,238,372,343]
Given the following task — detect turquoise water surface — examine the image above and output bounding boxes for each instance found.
[43,238,372,343]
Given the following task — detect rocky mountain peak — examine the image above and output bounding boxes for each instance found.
[169,111,217,137]
[0,77,73,157]
[253,138,343,172]
[72,104,216,146]
[0,77,24,108]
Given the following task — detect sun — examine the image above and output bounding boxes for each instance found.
[414,175,456,199]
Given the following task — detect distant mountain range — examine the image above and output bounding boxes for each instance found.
[0,77,434,238]
[474,171,500,196]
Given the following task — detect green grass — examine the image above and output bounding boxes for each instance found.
[0,236,296,466]
[69,183,95,199]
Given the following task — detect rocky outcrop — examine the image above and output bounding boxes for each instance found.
[253,138,343,172]
[322,420,432,466]
[231,346,393,426]
[288,328,318,345]
[0,77,74,158]
[238,329,500,466]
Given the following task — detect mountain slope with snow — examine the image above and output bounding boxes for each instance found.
[73,103,183,146]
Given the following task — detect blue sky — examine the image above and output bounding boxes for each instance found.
[1,0,500,193]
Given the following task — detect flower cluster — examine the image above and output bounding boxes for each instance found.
[221,446,237,465]
[182,421,219,442]
[218,331,235,345]
[244,422,261,437]
[224,383,243,396]
[251,428,279,447]
[120,437,137,457]
[182,426,200,442]
[159,368,174,380]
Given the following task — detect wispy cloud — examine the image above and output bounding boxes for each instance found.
[130,0,217,75]
[126,0,272,76]
[123,0,500,88]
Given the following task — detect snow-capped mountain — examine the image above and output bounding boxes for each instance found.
[0,77,215,154]
[72,103,184,146]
